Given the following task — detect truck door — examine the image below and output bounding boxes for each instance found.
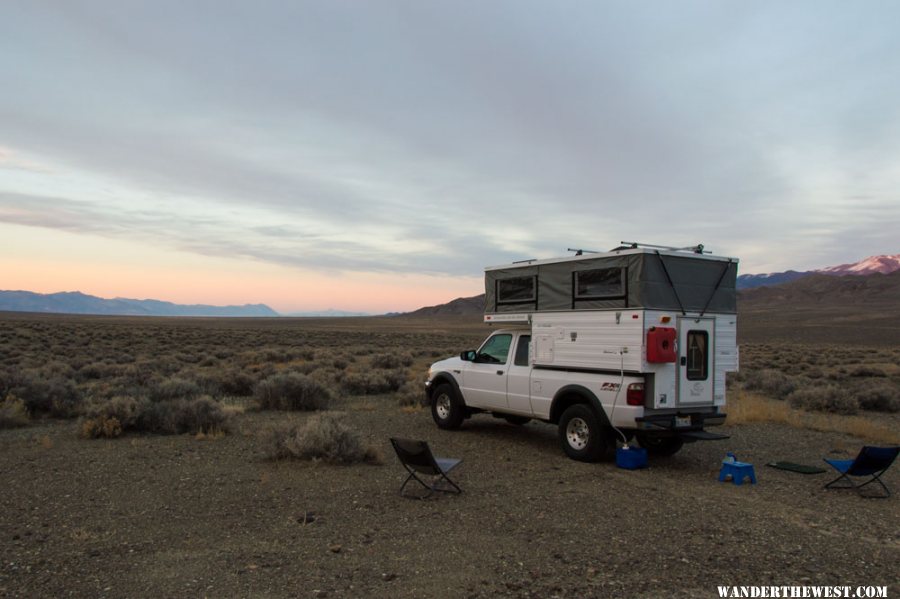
[677,318,715,406]
[506,334,532,414]
[461,332,512,410]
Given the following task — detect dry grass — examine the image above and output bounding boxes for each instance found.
[0,394,30,428]
[729,390,900,444]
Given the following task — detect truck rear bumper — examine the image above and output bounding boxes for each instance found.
[635,411,728,441]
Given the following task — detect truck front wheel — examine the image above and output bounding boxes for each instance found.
[558,404,611,462]
[431,383,465,430]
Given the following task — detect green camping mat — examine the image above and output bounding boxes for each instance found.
[766,461,827,474]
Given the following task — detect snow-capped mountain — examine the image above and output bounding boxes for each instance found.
[737,254,899,289]
[816,254,900,276]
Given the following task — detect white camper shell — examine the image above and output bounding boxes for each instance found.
[483,246,739,411]
[425,244,739,461]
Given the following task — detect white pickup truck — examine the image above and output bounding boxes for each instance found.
[424,245,738,462]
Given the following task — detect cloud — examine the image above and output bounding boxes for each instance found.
[1,0,899,281]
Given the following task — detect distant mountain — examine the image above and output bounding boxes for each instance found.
[738,270,900,306]
[0,290,279,317]
[737,270,900,345]
[406,295,485,317]
[737,254,899,290]
[817,254,900,276]
[736,270,810,290]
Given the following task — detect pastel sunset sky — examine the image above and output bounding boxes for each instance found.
[2,1,899,313]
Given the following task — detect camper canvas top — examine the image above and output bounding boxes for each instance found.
[484,245,739,316]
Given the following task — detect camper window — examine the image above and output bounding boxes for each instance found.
[574,267,625,299]
[686,330,709,381]
[497,276,536,304]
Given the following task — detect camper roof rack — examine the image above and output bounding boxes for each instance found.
[617,241,710,254]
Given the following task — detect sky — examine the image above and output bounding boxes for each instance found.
[2,1,899,314]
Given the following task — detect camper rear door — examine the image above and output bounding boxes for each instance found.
[677,318,715,406]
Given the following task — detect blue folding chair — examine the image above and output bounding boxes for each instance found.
[390,438,462,499]
[824,446,899,498]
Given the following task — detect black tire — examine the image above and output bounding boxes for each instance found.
[431,383,465,430]
[636,433,684,457]
[503,415,531,426]
[557,404,612,462]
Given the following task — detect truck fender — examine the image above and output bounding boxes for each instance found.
[549,384,612,427]
[428,372,465,404]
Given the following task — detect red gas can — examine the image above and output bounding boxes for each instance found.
[646,326,677,363]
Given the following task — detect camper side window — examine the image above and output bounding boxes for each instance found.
[574,268,625,299]
[497,276,536,304]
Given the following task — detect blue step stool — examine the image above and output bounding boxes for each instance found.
[719,457,757,485]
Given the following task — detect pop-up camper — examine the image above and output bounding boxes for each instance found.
[426,243,739,461]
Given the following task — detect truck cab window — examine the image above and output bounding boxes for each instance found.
[514,335,531,366]
[476,334,512,364]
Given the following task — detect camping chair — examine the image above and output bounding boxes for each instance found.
[390,438,462,498]
[823,446,899,498]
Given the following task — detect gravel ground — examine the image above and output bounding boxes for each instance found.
[1,400,897,598]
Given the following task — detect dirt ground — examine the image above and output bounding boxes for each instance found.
[2,398,897,598]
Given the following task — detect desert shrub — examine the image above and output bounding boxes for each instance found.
[120,364,157,387]
[396,380,424,407]
[291,362,319,376]
[852,380,900,413]
[81,395,228,436]
[77,361,123,381]
[115,353,136,364]
[147,377,203,401]
[264,413,381,464]
[342,369,407,395]
[787,385,858,415]
[371,352,413,369]
[254,372,331,411]
[217,368,256,396]
[848,365,888,378]
[11,372,83,417]
[309,367,344,388]
[138,396,228,435]
[86,395,144,428]
[294,349,316,361]
[827,368,849,381]
[0,395,30,428]
[740,369,798,400]
[80,415,123,439]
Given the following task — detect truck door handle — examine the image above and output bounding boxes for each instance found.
[496,370,504,375]
[680,357,686,366]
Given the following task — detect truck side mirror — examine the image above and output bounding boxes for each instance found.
[460,350,476,361]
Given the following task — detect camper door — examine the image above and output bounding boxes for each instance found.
[677,318,715,406]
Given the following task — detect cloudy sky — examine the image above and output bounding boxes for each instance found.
[2,1,898,313]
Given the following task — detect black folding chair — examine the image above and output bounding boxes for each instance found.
[390,438,462,498]
[824,446,899,498]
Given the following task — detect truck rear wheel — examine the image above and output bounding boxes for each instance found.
[558,404,612,462]
[431,383,465,430]
[636,433,684,457]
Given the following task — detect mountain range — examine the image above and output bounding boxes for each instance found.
[0,291,278,317]
[736,254,900,289]
[1,254,896,318]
